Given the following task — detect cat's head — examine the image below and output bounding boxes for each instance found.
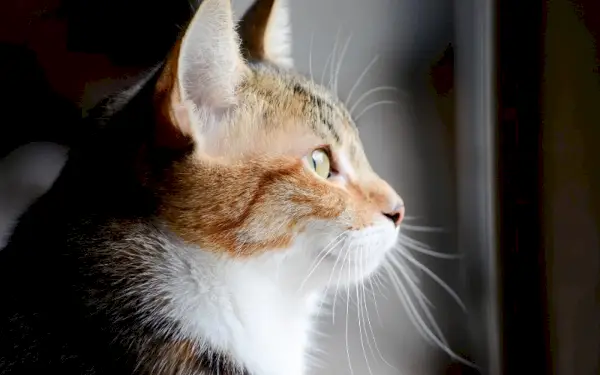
[151,0,404,290]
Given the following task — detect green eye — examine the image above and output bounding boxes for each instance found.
[307,149,332,179]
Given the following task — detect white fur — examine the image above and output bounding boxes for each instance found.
[151,216,398,375]
[335,151,358,182]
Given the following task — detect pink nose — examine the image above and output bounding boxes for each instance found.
[383,201,405,227]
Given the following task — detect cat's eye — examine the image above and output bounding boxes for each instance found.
[306,149,332,179]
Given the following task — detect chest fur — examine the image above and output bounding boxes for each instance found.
[159,250,319,375]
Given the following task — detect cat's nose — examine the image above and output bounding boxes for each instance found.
[382,199,405,227]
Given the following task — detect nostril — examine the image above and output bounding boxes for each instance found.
[384,212,401,225]
[383,203,405,227]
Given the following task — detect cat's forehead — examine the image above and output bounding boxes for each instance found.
[238,63,366,164]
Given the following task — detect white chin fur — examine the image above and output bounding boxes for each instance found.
[287,219,398,291]
[157,220,396,375]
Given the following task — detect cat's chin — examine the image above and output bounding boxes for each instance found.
[294,222,399,288]
[320,244,391,286]
[205,222,398,293]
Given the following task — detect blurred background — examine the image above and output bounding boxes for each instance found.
[0,0,599,374]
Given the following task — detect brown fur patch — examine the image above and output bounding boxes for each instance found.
[139,338,241,374]
[161,339,199,372]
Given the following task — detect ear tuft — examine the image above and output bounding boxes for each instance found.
[239,0,293,68]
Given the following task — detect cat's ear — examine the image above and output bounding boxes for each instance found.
[177,0,246,109]
[154,0,247,149]
[238,0,293,68]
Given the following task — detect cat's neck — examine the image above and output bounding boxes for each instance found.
[159,240,322,375]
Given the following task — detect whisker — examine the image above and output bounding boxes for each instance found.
[355,246,374,375]
[320,36,337,86]
[369,272,391,327]
[306,230,348,271]
[385,261,472,368]
[383,263,436,346]
[332,245,352,324]
[398,232,435,250]
[401,223,446,233]
[388,254,433,307]
[362,288,399,372]
[354,100,397,122]
[350,86,399,115]
[345,249,355,375]
[346,55,380,107]
[360,248,398,372]
[298,231,348,292]
[370,271,389,296]
[334,34,353,95]
[389,253,421,285]
[308,32,315,81]
[388,255,448,346]
[397,237,462,260]
[316,241,350,319]
[325,28,342,89]
[396,247,467,312]
[366,271,385,326]
[388,259,477,368]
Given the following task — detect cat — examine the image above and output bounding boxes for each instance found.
[0,0,405,374]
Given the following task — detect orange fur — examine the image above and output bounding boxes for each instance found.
[154,39,196,150]
[159,156,346,256]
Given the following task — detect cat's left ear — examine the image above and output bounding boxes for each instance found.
[154,0,247,151]
[238,0,293,68]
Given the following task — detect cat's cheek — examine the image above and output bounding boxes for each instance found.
[287,219,310,235]
[341,200,376,230]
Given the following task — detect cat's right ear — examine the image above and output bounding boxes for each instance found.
[154,0,247,149]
